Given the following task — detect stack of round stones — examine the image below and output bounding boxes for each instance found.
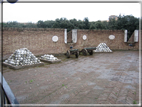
[41,54,58,61]
[4,48,41,66]
[94,43,112,52]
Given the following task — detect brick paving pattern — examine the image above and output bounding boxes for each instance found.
[3,51,140,105]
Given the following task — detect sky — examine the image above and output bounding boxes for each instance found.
[2,1,141,23]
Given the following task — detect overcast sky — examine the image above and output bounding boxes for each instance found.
[2,1,141,23]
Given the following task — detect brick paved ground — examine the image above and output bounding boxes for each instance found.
[3,51,140,105]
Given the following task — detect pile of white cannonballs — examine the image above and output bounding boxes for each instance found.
[94,43,112,52]
[41,54,58,61]
[4,48,41,66]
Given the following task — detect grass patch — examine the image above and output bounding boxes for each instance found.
[133,100,137,104]
[29,80,33,83]
[61,58,67,61]
[79,52,83,55]
[62,84,67,88]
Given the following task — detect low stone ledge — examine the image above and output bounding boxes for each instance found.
[3,62,44,70]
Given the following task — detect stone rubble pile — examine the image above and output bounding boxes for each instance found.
[94,43,112,52]
[41,54,58,61]
[4,48,41,66]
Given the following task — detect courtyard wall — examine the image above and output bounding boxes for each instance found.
[3,28,68,59]
[2,28,140,59]
[74,29,139,50]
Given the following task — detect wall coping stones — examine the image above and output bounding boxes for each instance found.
[77,29,124,32]
[3,28,126,32]
[2,28,65,31]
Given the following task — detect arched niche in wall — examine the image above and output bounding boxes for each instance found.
[72,29,77,43]
[64,29,67,43]
[52,36,58,42]
[83,35,87,40]
[109,35,115,40]
[134,30,138,42]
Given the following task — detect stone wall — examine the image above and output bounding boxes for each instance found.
[127,30,140,50]
[3,28,68,59]
[2,28,140,59]
[128,32,134,43]
[67,30,72,43]
[73,29,139,50]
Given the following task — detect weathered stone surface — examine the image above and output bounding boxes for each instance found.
[3,51,139,104]
[3,28,140,60]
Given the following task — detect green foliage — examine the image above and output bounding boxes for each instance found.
[116,14,139,40]
[94,21,106,29]
[29,80,33,83]
[1,15,140,40]
[37,20,46,28]
[2,21,37,28]
[133,100,137,104]
[83,17,90,29]
[108,19,117,30]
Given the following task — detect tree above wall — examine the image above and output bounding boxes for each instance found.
[1,15,140,40]
[116,15,140,40]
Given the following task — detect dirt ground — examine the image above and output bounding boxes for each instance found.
[3,51,140,105]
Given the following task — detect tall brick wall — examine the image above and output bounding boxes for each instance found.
[3,28,68,59]
[127,30,141,50]
[67,30,72,43]
[72,29,139,50]
[128,32,134,43]
[2,28,140,59]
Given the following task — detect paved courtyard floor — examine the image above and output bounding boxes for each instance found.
[3,51,140,105]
